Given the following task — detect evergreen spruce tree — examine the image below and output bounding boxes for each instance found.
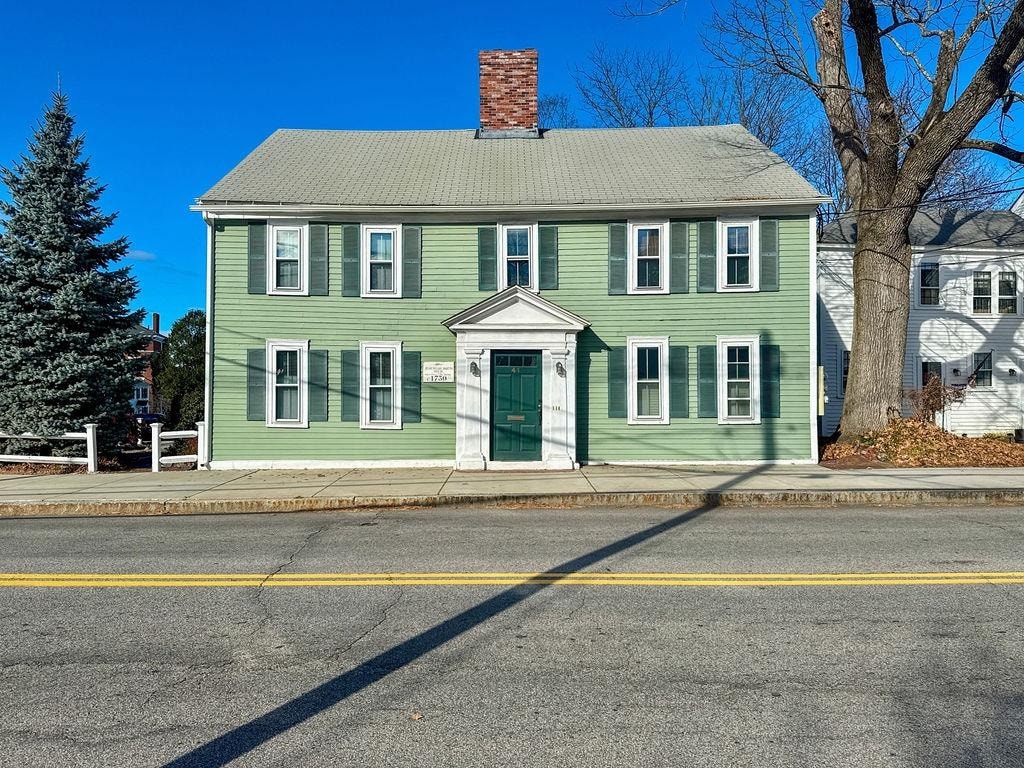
[0,92,145,454]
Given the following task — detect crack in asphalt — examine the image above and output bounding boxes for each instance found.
[249,523,329,639]
[960,515,1024,540]
[331,587,405,661]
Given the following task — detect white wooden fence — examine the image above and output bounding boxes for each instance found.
[150,421,206,472]
[0,424,99,473]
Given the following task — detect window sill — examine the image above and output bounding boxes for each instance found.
[360,422,403,430]
[717,285,759,293]
[717,416,761,426]
[267,289,309,297]
[627,417,670,426]
[266,421,309,429]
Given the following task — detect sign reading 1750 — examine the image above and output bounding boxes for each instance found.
[422,362,455,383]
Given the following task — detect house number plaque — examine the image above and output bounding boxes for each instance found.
[422,362,455,383]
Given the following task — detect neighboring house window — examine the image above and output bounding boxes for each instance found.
[627,222,669,295]
[269,222,308,295]
[717,219,760,292]
[626,337,669,425]
[361,225,403,298]
[133,382,150,414]
[919,263,939,306]
[717,336,761,424]
[360,342,403,429]
[841,350,850,395]
[999,271,1018,314]
[973,271,992,313]
[499,224,538,290]
[972,351,993,388]
[921,361,942,387]
[266,340,309,427]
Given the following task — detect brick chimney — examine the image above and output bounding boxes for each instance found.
[478,49,539,138]
[152,312,160,335]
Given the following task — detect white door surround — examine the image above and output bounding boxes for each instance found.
[443,287,590,470]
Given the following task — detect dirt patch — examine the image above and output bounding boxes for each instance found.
[822,419,1024,468]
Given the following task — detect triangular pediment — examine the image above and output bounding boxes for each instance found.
[443,287,589,333]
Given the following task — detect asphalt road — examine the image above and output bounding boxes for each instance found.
[0,504,1022,767]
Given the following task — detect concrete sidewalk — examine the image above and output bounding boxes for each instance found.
[0,464,1022,517]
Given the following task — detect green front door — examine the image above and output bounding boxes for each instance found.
[491,351,542,461]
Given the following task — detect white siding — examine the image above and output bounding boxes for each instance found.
[818,244,1024,436]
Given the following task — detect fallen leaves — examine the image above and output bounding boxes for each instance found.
[821,419,1024,468]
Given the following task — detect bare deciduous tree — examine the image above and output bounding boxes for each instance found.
[572,45,688,127]
[538,93,579,128]
[625,0,1024,439]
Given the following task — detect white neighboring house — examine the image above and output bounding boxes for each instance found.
[819,205,1024,436]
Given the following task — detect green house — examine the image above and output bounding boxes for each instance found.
[194,49,825,470]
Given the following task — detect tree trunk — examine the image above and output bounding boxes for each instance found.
[838,210,913,439]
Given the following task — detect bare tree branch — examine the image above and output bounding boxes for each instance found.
[961,137,1024,162]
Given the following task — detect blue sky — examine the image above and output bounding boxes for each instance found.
[0,1,708,330]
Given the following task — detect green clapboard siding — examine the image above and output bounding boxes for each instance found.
[211,215,813,463]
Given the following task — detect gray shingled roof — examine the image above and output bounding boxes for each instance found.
[198,125,823,209]
[820,208,1024,249]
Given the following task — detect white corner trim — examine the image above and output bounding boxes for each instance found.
[202,212,214,469]
[627,221,670,294]
[808,212,820,461]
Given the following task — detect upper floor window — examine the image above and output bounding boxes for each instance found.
[627,222,668,295]
[361,225,403,298]
[266,339,309,427]
[269,223,308,295]
[919,263,939,306]
[626,337,669,424]
[499,224,537,290]
[973,271,992,313]
[999,272,1018,314]
[717,336,761,424]
[717,219,760,292]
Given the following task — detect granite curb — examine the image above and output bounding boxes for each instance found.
[0,487,1022,518]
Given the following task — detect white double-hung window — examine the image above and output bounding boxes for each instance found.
[627,222,668,294]
[268,222,308,295]
[266,339,309,428]
[361,225,403,298]
[717,219,759,292]
[626,337,669,425]
[499,223,538,290]
[716,335,761,424]
[360,341,403,429]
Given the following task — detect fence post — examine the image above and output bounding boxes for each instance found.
[150,422,162,473]
[195,420,207,470]
[84,423,99,474]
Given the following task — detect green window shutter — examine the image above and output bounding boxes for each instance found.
[539,225,559,290]
[340,349,360,421]
[760,218,779,292]
[308,349,329,422]
[669,221,689,294]
[342,224,360,297]
[697,345,718,418]
[309,224,329,296]
[402,225,422,298]
[402,351,422,424]
[246,348,266,421]
[696,220,717,293]
[247,222,267,294]
[761,344,781,418]
[669,345,689,418]
[608,223,627,295]
[478,226,497,291]
[607,346,627,418]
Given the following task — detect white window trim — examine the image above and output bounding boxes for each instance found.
[267,221,309,296]
[997,270,1019,315]
[716,335,761,425]
[360,341,403,430]
[627,222,669,295]
[717,218,760,293]
[626,336,670,425]
[361,225,403,298]
[972,269,993,315]
[266,339,310,429]
[915,262,941,310]
[498,223,539,291]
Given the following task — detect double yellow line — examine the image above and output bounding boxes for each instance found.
[0,571,1022,588]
